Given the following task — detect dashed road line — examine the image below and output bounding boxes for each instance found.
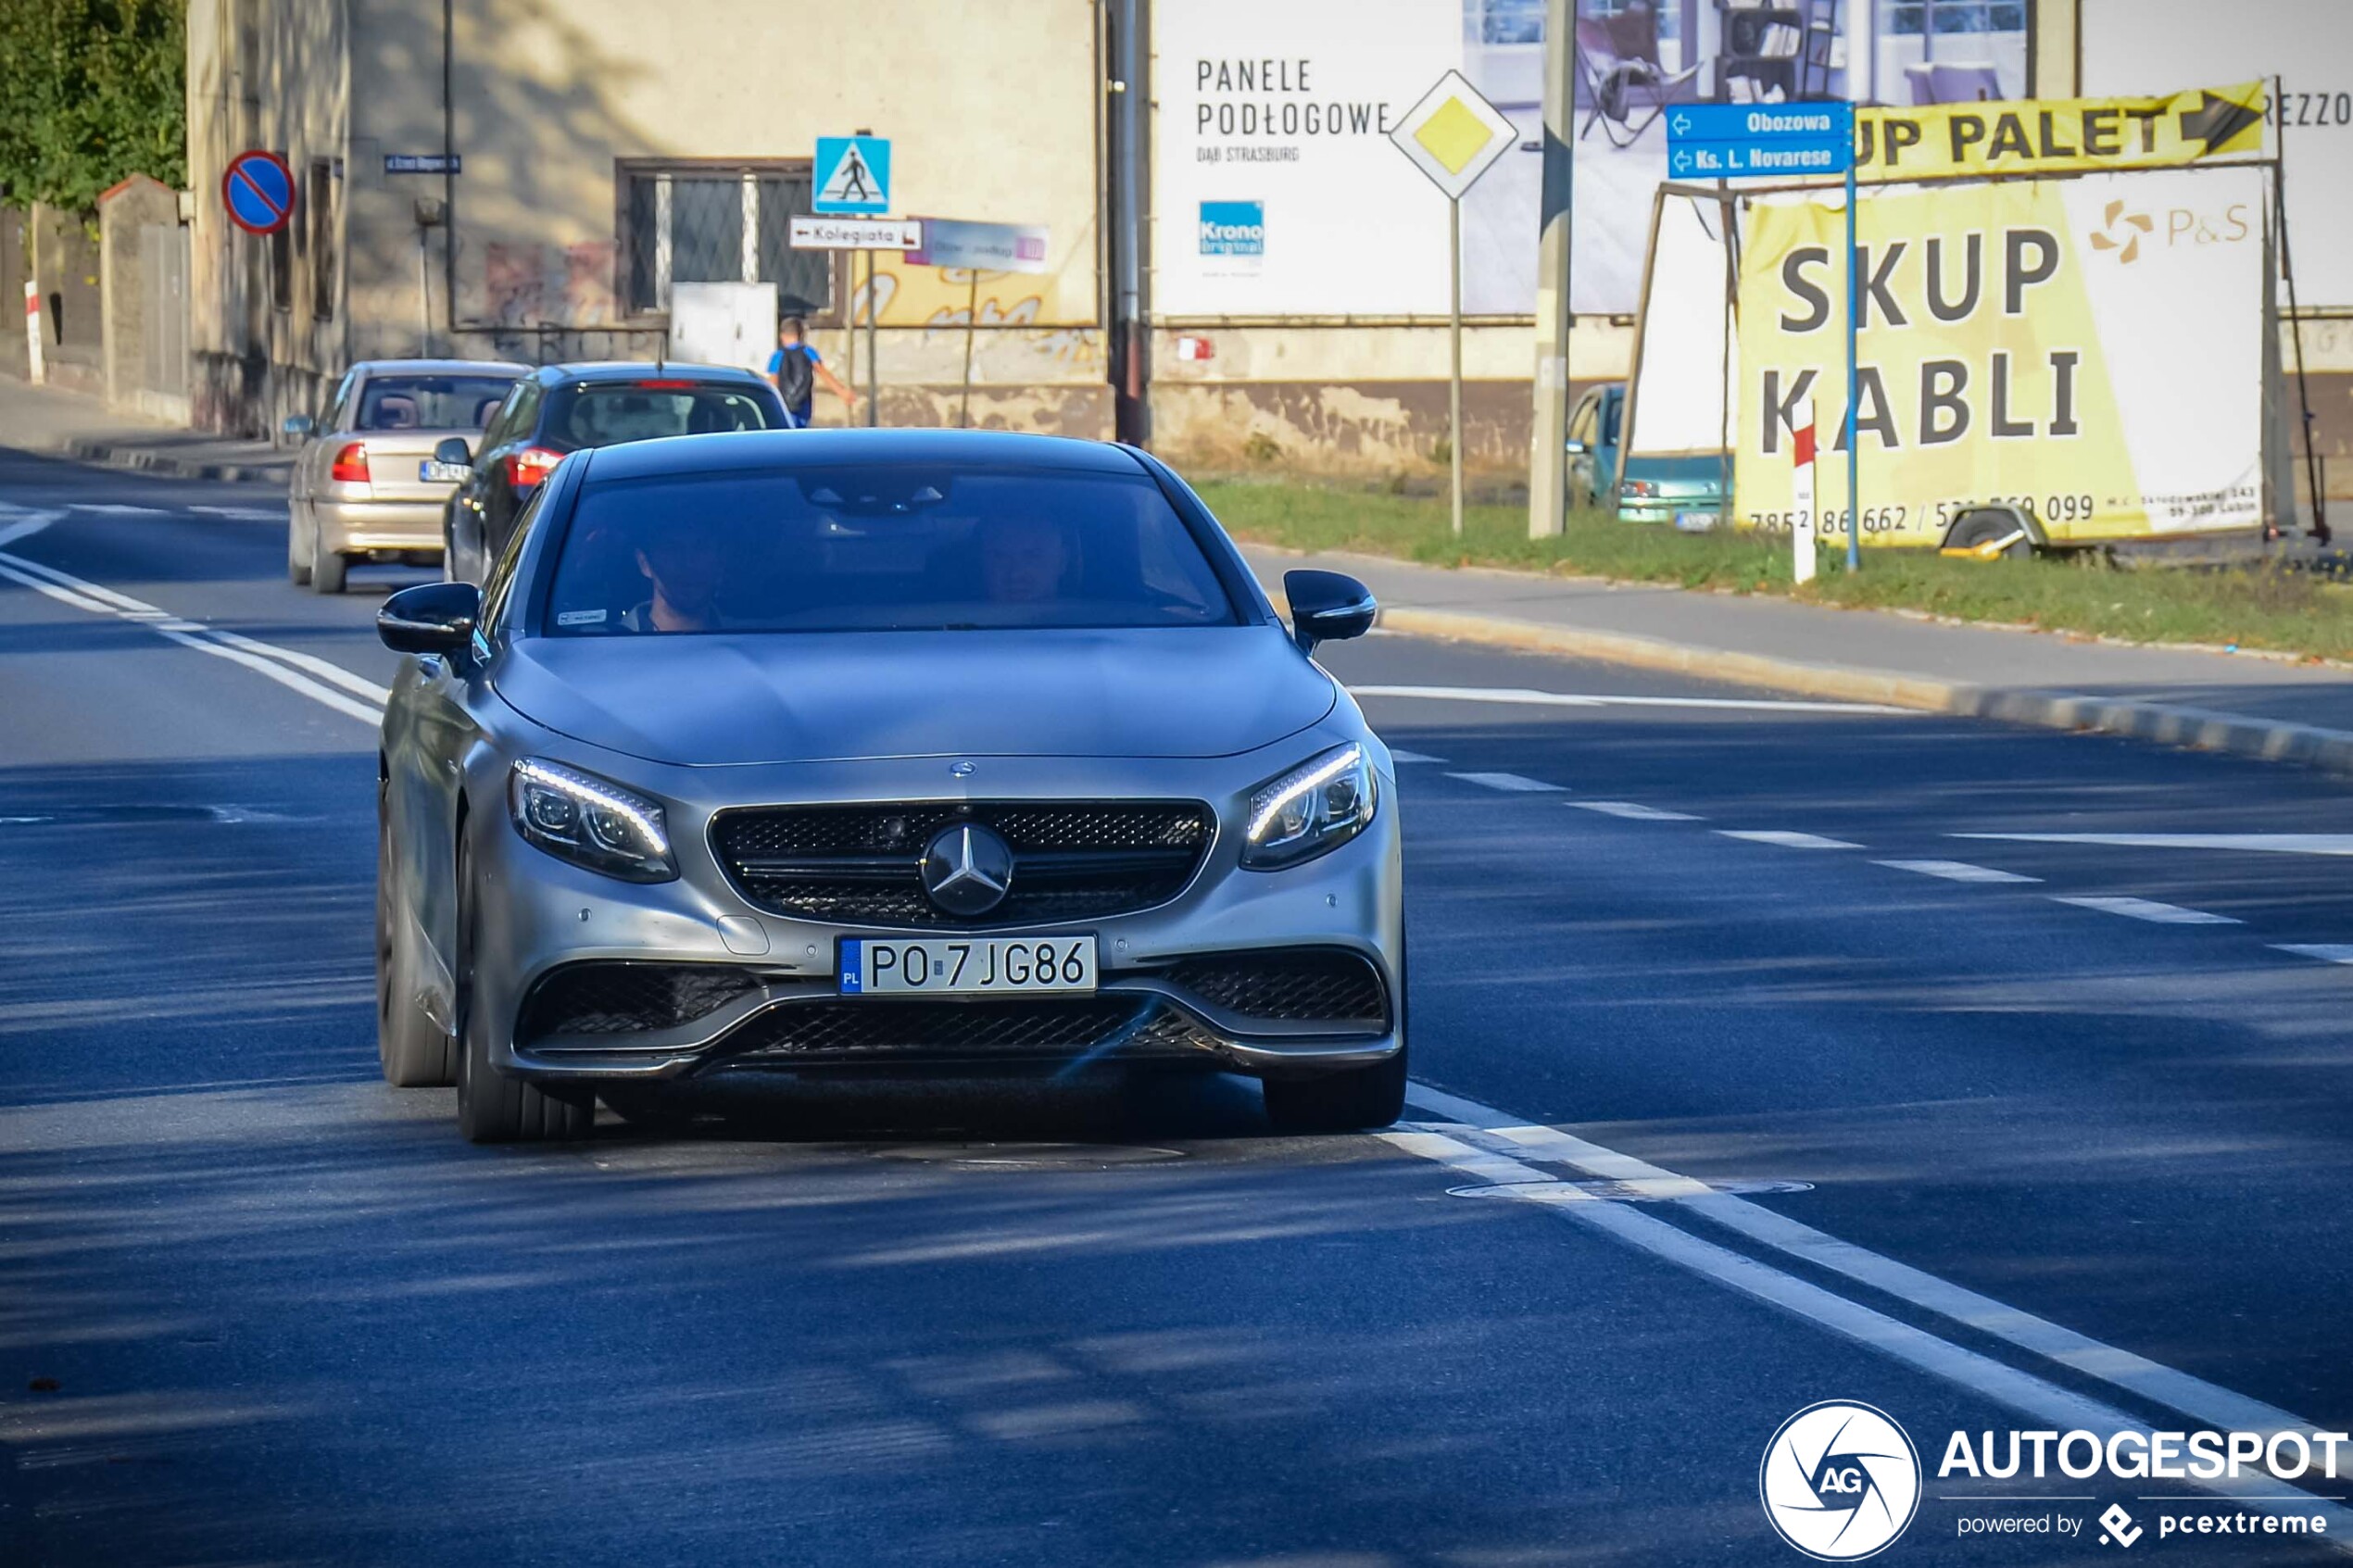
[0,541,387,725]
[1956,832,2353,858]
[2049,895,2240,926]
[2271,945,2353,965]
[1392,1084,2353,1544]
[1567,800,1702,822]
[1352,684,1906,715]
[1716,829,1862,850]
[1445,771,1564,793]
[1875,859,2041,884]
[1386,748,1445,764]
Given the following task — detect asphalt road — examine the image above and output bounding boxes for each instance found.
[5,443,2353,1566]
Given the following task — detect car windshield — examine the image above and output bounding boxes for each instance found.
[355,375,515,432]
[551,384,777,447]
[546,464,1239,634]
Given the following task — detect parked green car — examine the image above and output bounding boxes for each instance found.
[1567,382,1727,529]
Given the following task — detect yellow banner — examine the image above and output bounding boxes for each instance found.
[1856,82,2268,183]
[1731,169,2269,546]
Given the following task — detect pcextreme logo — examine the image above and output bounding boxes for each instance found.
[2086,196,2254,264]
[1761,1401,1924,1561]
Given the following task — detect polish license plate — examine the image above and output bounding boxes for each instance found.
[420,459,470,483]
[1674,509,1717,533]
[839,935,1097,997]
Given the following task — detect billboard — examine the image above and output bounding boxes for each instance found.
[2082,0,2352,308]
[1151,0,2031,319]
[1727,167,2270,544]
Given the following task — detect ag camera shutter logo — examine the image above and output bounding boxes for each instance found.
[1760,1401,1922,1560]
[1198,200,1265,270]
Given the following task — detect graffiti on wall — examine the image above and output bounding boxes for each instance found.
[481,241,618,327]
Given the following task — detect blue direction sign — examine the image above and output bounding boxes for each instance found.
[812,136,892,216]
[1665,102,1854,181]
[221,149,296,235]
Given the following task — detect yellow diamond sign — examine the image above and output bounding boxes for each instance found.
[1390,69,1518,200]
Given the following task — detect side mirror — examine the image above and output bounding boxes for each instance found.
[1284,570,1377,654]
[379,581,482,658]
[433,436,474,468]
[283,414,315,439]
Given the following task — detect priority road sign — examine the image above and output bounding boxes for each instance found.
[221,149,296,236]
[1664,103,1855,181]
[1389,71,1518,201]
[812,136,892,216]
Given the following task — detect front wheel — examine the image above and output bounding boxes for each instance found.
[1262,1046,1407,1133]
[377,807,456,1086]
[452,843,595,1144]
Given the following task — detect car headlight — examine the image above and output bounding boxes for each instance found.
[508,759,677,883]
[1619,479,1658,497]
[1241,742,1378,871]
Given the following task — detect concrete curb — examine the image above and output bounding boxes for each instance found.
[1377,605,2353,783]
[57,437,291,484]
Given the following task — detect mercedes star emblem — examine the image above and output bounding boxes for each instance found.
[920,822,1013,917]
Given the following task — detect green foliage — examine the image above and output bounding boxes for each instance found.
[1194,474,2353,663]
[0,0,186,212]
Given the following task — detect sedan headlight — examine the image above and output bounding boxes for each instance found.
[1241,742,1378,871]
[509,759,676,883]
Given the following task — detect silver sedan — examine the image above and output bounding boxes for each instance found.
[284,358,523,592]
[373,428,1405,1142]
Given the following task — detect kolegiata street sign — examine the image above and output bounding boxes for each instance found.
[1389,70,1518,200]
[787,216,924,252]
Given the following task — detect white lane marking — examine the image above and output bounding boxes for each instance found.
[1382,1116,2353,1541]
[68,503,170,517]
[1875,859,2041,884]
[1353,683,1906,715]
[1568,800,1702,822]
[1716,829,1861,850]
[190,505,286,521]
[2271,945,2353,965]
[1402,1082,2332,1449]
[0,512,65,548]
[2050,895,2240,926]
[1386,748,1445,764]
[1956,832,2353,858]
[0,548,386,724]
[1445,771,1565,793]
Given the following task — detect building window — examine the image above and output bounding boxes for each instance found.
[618,163,827,319]
[308,158,337,321]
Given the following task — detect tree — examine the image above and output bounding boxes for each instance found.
[0,0,186,212]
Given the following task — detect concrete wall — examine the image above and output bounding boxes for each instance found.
[97,176,189,420]
[30,206,106,396]
[0,210,27,380]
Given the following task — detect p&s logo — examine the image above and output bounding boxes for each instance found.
[1199,200,1265,258]
[1761,1401,1922,1561]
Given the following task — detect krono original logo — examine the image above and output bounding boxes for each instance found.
[2089,197,2254,264]
[2088,199,2154,263]
[1761,1401,1922,1560]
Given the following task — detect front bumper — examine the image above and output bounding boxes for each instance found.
[462,742,1404,1085]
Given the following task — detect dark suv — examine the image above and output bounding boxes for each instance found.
[439,362,793,582]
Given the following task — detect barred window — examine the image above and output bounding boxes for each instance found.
[618,164,830,320]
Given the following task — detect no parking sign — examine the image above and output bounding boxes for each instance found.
[221,150,296,236]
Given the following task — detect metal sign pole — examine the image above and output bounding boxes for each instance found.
[960,270,979,428]
[864,249,880,427]
[1450,195,1465,538]
[1844,155,1860,572]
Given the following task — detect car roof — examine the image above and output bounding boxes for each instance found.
[536,361,770,385]
[578,428,1148,483]
[353,358,528,376]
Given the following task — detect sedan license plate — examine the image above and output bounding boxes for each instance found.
[420,459,470,483]
[839,935,1097,997]
[1673,509,1717,533]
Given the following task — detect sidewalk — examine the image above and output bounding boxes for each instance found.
[0,375,292,483]
[1241,544,2353,780]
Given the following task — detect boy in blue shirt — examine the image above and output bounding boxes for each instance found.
[765,317,860,426]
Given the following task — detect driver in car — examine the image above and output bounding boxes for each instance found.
[626,523,728,633]
[979,514,1074,605]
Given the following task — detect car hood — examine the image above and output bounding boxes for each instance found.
[493,626,1339,766]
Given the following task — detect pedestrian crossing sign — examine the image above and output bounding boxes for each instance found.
[813,136,892,216]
